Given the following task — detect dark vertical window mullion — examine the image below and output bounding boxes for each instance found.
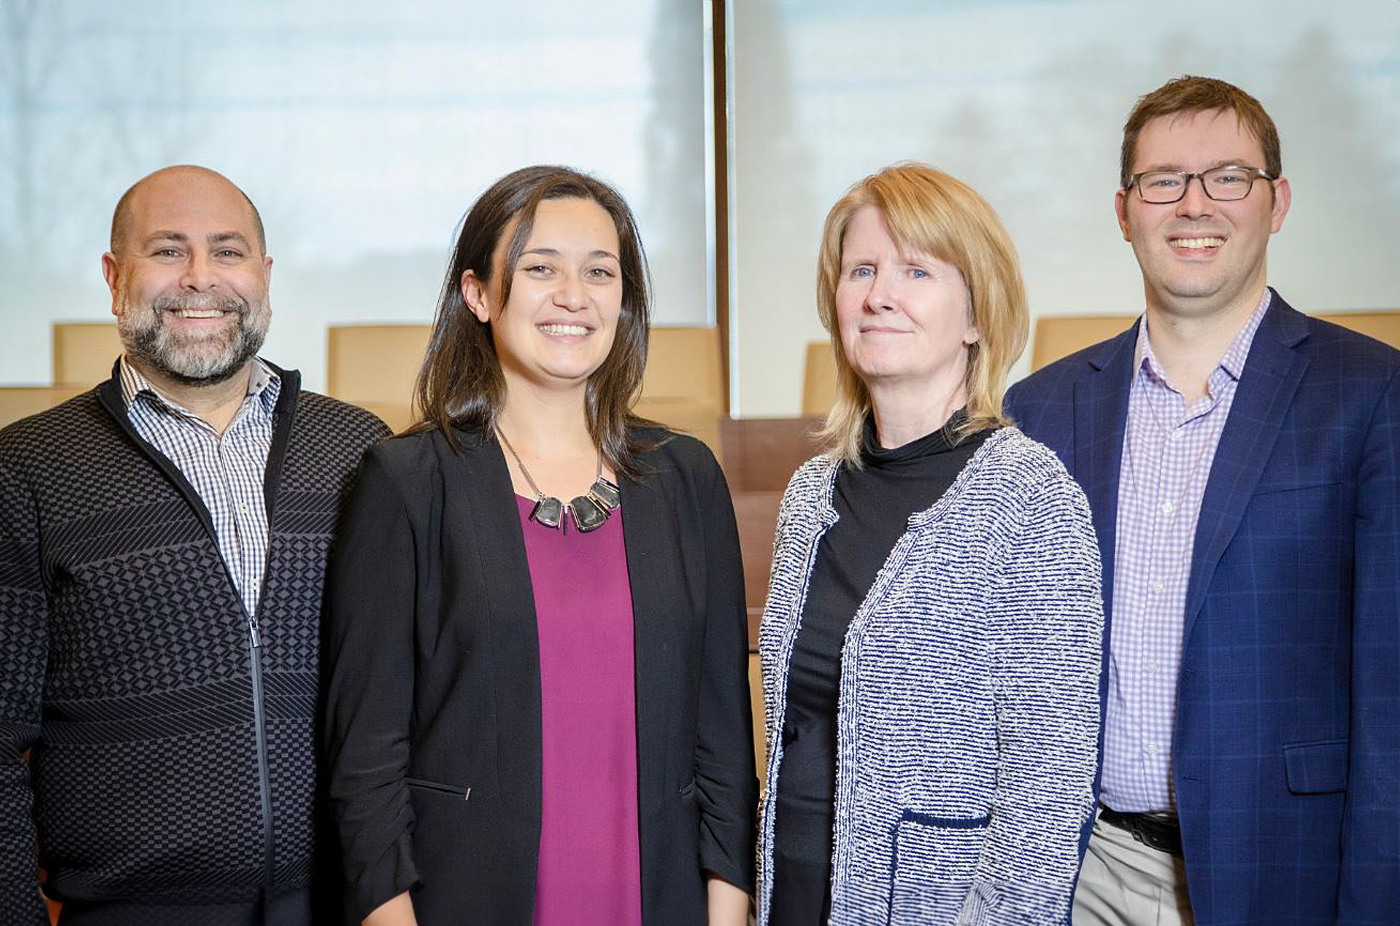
[710,0,731,413]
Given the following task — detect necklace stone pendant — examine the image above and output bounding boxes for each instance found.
[588,475,621,509]
[498,428,619,535]
[568,494,609,533]
[567,476,622,533]
[529,495,565,529]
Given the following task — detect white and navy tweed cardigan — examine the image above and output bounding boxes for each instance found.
[757,428,1103,926]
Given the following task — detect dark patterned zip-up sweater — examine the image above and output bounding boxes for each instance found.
[0,364,389,924]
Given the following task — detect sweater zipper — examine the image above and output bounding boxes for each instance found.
[247,609,275,886]
[96,369,299,890]
[246,393,296,888]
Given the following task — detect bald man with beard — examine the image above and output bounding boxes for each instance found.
[0,166,390,925]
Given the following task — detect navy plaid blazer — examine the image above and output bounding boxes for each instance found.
[1004,291,1400,925]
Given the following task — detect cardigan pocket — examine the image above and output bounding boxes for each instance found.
[888,812,989,925]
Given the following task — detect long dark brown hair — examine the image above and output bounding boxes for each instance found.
[410,165,657,479]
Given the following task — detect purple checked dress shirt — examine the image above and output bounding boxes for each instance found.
[1101,289,1271,813]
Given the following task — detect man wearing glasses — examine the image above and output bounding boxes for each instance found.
[1006,76,1400,925]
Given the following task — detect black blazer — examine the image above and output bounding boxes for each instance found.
[323,427,757,925]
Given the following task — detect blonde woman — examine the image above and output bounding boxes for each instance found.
[757,163,1103,925]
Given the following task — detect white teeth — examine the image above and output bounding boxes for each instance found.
[174,308,225,318]
[538,323,589,336]
[1171,237,1225,249]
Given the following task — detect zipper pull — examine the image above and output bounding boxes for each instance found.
[249,617,262,648]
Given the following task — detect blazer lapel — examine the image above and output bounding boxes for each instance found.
[1182,295,1310,643]
[1076,325,1139,617]
[461,434,544,817]
[620,467,686,819]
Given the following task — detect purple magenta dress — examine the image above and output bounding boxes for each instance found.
[516,494,644,926]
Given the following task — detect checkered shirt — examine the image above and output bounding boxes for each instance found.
[1101,290,1271,812]
[119,356,280,615]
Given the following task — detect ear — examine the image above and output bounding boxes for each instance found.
[1268,177,1291,234]
[461,270,493,324]
[101,252,121,314]
[1114,188,1132,242]
[961,285,979,346]
[263,254,274,283]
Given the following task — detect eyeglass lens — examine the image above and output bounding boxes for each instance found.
[1137,167,1261,203]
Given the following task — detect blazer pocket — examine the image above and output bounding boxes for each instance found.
[406,777,472,801]
[889,812,989,924]
[1282,740,1348,794]
[1250,480,1341,499]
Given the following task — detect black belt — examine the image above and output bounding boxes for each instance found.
[1099,806,1183,857]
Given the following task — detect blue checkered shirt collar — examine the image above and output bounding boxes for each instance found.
[119,356,280,426]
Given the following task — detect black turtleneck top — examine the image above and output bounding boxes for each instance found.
[769,411,991,925]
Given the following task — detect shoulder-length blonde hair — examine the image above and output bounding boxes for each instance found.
[816,162,1028,464]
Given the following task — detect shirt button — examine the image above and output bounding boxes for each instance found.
[1152,579,1165,592]
[1146,742,1160,757]
[1146,660,1159,674]
[238,504,248,514]
[1159,501,1174,515]
[1170,429,1185,441]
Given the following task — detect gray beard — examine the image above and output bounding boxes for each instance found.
[118,291,271,387]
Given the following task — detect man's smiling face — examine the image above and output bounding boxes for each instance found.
[1116,109,1289,320]
[105,167,273,386]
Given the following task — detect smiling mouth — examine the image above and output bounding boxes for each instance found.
[537,323,591,336]
[1169,236,1225,250]
[167,308,232,319]
[154,293,246,319]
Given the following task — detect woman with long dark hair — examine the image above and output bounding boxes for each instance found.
[324,166,756,926]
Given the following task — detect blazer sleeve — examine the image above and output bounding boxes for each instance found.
[1339,366,1400,921]
[322,446,423,920]
[0,458,52,926]
[960,470,1104,925]
[691,450,759,894]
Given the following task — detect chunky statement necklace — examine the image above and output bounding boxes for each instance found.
[497,429,620,533]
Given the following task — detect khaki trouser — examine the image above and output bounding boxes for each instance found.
[1074,809,1195,926]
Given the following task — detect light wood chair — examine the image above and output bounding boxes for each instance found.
[325,324,432,432]
[801,340,838,417]
[1029,315,1137,371]
[1030,310,1400,373]
[0,386,85,429]
[635,325,725,454]
[749,652,767,779]
[53,322,123,386]
[1318,311,1400,350]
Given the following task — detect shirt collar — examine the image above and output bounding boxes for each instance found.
[120,356,280,420]
[1134,288,1273,387]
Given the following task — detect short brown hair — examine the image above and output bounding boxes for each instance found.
[815,162,1028,465]
[411,165,655,479]
[1120,75,1281,188]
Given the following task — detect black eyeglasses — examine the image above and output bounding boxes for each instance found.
[1126,165,1275,204]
